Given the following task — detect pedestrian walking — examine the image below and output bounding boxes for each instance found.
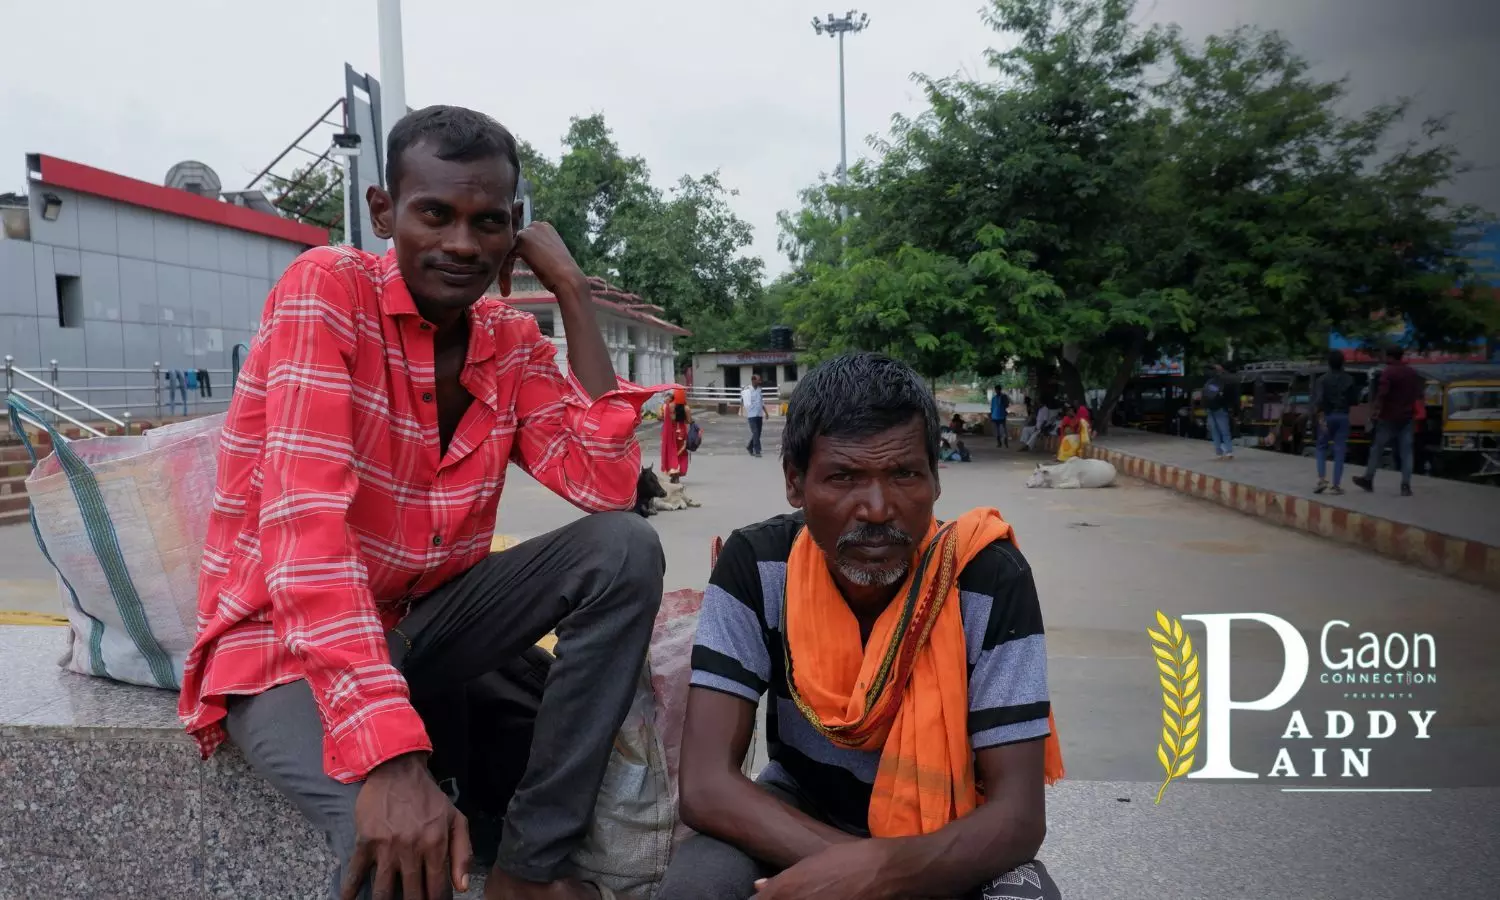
[1313,350,1356,495]
[741,374,765,457]
[662,388,693,482]
[1203,363,1239,459]
[1353,346,1425,496]
[991,385,1010,447]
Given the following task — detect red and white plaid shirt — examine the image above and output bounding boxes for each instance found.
[178,246,666,782]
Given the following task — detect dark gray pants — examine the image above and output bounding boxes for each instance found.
[225,512,665,898]
[746,415,764,456]
[657,769,1061,900]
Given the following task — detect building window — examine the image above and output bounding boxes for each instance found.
[56,275,83,328]
[784,363,798,381]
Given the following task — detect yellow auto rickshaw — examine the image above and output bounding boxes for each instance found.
[1440,373,1500,481]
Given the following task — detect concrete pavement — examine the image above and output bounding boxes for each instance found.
[2,410,1497,896]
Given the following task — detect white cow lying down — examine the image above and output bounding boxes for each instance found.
[1025,457,1118,489]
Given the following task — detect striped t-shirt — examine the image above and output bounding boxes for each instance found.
[690,512,1051,833]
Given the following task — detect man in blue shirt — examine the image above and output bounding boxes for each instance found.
[742,374,766,457]
[991,385,1010,448]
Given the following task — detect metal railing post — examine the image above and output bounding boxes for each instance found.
[49,359,59,425]
[122,410,132,436]
[153,362,162,421]
[3,355,12,396]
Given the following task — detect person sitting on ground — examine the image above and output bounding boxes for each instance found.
[178,105,669,900]
[1018,401,1057,452]
[659,351,1064,900]
[1055,403,1092,463]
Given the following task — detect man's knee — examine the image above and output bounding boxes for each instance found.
[569,512,665,607]
[656,832,767,900]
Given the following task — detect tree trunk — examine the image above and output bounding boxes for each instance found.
[1057,346,1090,413]
[1093,335,1146,436]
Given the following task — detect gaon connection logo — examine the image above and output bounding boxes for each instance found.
[1149,610,1438,804]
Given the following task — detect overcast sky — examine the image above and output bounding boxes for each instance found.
[3,1,1496,282]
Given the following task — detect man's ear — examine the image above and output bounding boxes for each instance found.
[368,186,394,240]
[784,461,805,510]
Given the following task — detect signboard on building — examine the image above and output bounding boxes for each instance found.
[1139,356,1185,376]
[718,351,798,365]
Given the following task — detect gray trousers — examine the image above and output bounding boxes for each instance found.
[657,768,1061,900]
[224,511,665,898]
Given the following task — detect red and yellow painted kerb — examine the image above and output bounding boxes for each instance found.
[1084,446,1500,592]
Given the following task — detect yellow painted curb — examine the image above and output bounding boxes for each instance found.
[0,611,68,626]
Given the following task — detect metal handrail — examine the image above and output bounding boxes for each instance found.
[6,358,125,428]
[6,387,109,438]
[4,356,243,429]
[687,386,783,401]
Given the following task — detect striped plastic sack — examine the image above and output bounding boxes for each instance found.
[7,398,223,690]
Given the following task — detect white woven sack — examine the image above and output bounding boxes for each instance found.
[17,408,224,689]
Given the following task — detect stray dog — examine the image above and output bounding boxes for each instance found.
[1025,457,1117,489]
[635,466,668,517]
[652,480,702,512]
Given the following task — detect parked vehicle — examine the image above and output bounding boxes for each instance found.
[1437,371,1500,481]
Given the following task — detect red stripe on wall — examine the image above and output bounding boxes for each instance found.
[34,155,329,247]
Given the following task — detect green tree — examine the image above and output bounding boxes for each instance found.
[520,115,768,363]
[777,0,1493,426]
[264,162,344,243]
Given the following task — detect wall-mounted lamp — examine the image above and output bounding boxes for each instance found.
[40,192,62,221]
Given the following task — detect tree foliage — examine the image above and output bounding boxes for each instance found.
[519,115,766,361]
[265,162,344,243]
[778,0,1494,422]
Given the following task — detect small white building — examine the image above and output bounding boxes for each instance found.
[494,270,686,389]
[688,350,800,400]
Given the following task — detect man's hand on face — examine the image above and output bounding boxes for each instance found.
[499,222,589,301]
[340,752,472,900]
[753,840,900,900]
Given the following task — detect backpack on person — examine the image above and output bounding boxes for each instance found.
[686,422,702,452]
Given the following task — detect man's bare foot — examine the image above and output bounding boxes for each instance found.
[484,867,599,900]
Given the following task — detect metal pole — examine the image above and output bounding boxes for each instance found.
[838,30,848,193]
[377,0,407,151]
[341,154,354,246]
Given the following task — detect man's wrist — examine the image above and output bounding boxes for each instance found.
[370,750,431,779]
[552,272,593,306]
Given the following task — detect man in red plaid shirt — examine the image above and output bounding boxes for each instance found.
[178,105,670,900]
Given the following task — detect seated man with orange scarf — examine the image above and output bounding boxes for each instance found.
[660,351,1063,900]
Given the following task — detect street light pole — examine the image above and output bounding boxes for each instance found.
[811,10,869,248]
[377,0,407,169]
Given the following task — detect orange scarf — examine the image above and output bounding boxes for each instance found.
[783,507,1064,837]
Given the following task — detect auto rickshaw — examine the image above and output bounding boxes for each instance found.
[1438,370,1500,480]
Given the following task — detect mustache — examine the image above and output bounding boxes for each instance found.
[837,523,915,551]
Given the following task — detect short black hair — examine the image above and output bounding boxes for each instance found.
[385,105,521,197]
[1384,345,1404,362]
[781,352,940,474]
[1327,349,1345,370]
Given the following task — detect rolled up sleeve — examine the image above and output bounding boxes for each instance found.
[510,326,677,511]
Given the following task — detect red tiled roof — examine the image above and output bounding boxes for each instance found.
[495,268,691,336]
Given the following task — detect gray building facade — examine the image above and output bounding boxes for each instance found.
[1,153,327,420]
